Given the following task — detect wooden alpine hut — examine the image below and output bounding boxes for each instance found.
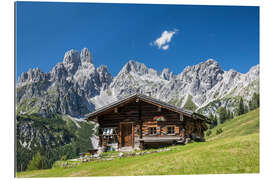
[86,93,209,151]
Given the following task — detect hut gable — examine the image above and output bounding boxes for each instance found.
[86,93,205,121]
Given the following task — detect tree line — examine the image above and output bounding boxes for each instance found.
[16,114,94,172]
[17,139,80,172]
[208,92,259,129]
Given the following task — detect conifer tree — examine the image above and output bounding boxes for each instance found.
[226,109,231,120]
[244,104,249,114]
[213,115,218,127]
[238,97,245,115]
[218,107,226,124]
[249,100,253,111]
[230,111,234,119]
[208,113,214,128]
[256,93,260,108]
[250,93,260,110]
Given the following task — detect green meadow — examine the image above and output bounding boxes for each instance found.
[17,108,259,177]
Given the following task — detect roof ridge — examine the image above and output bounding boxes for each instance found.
[85,93,197,118]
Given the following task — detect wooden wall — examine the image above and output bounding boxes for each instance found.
[97,99,207,147]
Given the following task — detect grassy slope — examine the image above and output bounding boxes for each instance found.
[17,109,259,177]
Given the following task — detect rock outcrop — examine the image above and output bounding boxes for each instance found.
[16,48,112,117]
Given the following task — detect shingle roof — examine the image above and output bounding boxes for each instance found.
[85,93,209,122]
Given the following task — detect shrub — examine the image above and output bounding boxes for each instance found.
[27,152,46,171]
[61,155,67,161]
[216,128,223,135]
[183,95,198,111]
[206,130,212,136]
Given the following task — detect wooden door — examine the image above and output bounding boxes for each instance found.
[121,123,133,147]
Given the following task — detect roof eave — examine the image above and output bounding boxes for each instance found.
[85,93,208,121]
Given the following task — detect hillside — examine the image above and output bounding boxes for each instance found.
[17,108,259,177]
[16,114,95,171]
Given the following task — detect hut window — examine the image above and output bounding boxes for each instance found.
[149,127,157,135]
[167,126,175,135]
[103,128,114,135]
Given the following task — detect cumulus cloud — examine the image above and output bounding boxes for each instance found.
[162,45,169,50]
[151,29,178,50]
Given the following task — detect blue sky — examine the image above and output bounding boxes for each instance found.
[16,2,259,79]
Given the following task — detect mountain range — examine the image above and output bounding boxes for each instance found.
[16,48,260,118]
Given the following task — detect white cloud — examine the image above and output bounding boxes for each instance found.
[151,29,178,50]
[162,45,169,50]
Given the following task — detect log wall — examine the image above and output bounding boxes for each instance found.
[97,100,207,148]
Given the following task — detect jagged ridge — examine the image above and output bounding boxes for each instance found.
[16,48,259,117]
[17,48,112,117]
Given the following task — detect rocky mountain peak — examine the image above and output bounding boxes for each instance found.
[63,49,81,74]
[97,65,110,74]
[16,47,115,117]
[245,64,260,82]
[120,60,148,75]
[196,59,221,72]
[247,64,259,76]
[17,68,47,87]
[160,68,174,81]
[49,62,67,82]
[180,59,223,80]
[97,65,113,90]
[204,58,218,65]
[63,49,80,65]
[80,48,93,64]
[174,59,224,98]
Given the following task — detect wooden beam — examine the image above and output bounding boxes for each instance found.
[179,113,184,121]
[139,101,143,139]
[119,123,122,148]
